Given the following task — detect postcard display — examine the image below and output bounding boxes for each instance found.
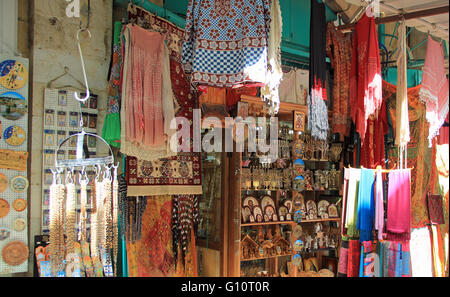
[41,88,99,234]
[0,57,30,274]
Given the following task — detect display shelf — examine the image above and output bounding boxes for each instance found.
[241,221,294,227]
[299,218,340,223]
[240,253,293,262]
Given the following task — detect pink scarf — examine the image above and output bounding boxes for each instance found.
[375,169,384,240]
[386,169,411,241]
[419,36,449,147]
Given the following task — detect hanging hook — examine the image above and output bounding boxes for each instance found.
[74,28,91,103]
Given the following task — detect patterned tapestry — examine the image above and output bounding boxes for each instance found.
[126,5,202,196]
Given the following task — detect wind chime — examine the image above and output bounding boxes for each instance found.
[47,28,119,277]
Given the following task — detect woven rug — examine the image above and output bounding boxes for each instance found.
[126,5,202,196]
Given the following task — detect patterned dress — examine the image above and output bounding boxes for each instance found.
[182,0,271,88]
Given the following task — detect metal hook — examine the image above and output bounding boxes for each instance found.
[79,0,91,31]
[74,28,91,104]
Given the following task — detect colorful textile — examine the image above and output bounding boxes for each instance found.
[427,193,445,225]
[347,239,361,277]
[419,36,449,147]
[345,168,361,238]
[349,13,382,144]
[410,227,433,277]
[120,24,177,161]
[102,21,122,148]
[182,0,271,88]
[375,169,384,240]
[383,67,423,88]
[326,22,353,138]
[385,81,433,228]
[308,0,329,141]
[386,241,411,277]
[386,169,411,241]
[127,5,203,196]
[360,241,375,277]
[337,239,349,277]
[356,169,375,242]
[395,22,410,149]
[431,224,446,277]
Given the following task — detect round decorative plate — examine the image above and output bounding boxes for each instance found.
[1,240,29,266]
[0,91,27,121]
[294,209,304,224]
[293,239,304,252]
[243,196,259,209]
[12,198,27,212]
[0,198,10,218]
[260,195,275,211]
[0,60,28,90]
[292,254,303,267]
[0,173,8,193]
[0,227,11,241]
[10,176,28,193]
[293,225,303,238]
[13,218,26,232]
[3,125,26,146]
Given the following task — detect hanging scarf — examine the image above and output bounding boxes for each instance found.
[356,168,375,242]
[359,241,375,277]
[419,36,449,147]
[386,169,411,241]
[347,239,361,277]
[349,13,382,144]
[345,168,361,238]
[308,0,329,141]
[375,168,384,240]
[326,22,353,138]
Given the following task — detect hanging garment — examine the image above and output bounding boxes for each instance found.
[359,241,375,277]
[308,0,329,141]
[386,169,411,241]
[395,22,410,149]
[410,227,434,277]
[120,24,176,161]
[375,168,384,240]
[337,238,349,277]
[278,69,309,105]
[356,168,375,242]
[102,21,122,148]
[437,113,449,145]
[182,0,271,88]
[347,239,361,277]
[126,5,203,197]
[345,168,361,238]
[385,81,434,228]
[260,0,282,114]
[349,13,382,144]
[419,35,449,147]
[430,224,446,277]
[326,22,353,138]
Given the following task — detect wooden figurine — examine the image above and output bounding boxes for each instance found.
[241,234,259,260]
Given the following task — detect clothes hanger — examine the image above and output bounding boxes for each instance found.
[46,66,86,90]
[74,28,91,103]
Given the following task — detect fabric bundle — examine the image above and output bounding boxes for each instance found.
[386,169,411,241]
[337,238,349,277]
[307,0,329,141]
[120,24,176,161]
[386,241,411,277]
[359,241,375,277]
[326,22,353,138]
[419,35,449,147]
[182,0,271,89]
[347,239,361,277]
[356,169,375,242]
[349,13,382,144]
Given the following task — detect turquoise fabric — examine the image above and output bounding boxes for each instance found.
[383,67,423,88]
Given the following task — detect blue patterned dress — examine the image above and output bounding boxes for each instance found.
[182,0,271,88]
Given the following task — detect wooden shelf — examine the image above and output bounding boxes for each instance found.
[241,221,295,227]
[240,253,293,262]
[298,218,340,223]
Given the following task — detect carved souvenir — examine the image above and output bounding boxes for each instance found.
[257,226,265,243]
[293,175,305,192]
[304,169,314,191]
[0,198,10,218]
[12,198,27,212]
[293,137,306,159]
[264,214,270,222]
[0,149,28,171]
[264,205,276,221]
[306,200,318,220]
[318,139,329,161]
[1,240,29,266]
[10,175,28,193]
[261,195,276,211]
[329,165,340,190]
[0,227,10,241]
[249,215,255,223]
[294,209,304,224]
[0,173,7,193]
[241,168,251,190]
[328,204,339,218]
[253,207,263,223]
[272,214,278,222]
[304,235,313,250]
[278,206,288,219]
[293,159,306,176]
[318,200,330,219]
[293,225,303,239]
[284,200,293,214]
[279,215,285,221]
[329,142,343,163]
[292,254,303,267]
[243,196,259,210]
[241,206,252,223]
